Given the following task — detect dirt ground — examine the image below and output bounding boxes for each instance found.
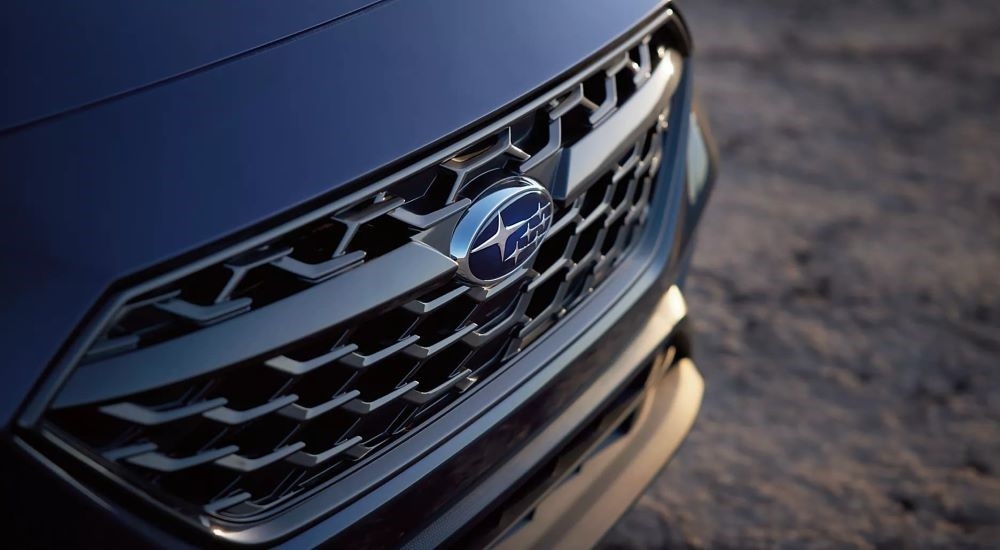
[602,0,1000,548]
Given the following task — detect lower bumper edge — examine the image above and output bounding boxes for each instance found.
[498,356,703,549]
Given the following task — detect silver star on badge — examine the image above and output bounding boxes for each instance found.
[470,210,531,261]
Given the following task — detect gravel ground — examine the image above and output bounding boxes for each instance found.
[602,0,1000,548]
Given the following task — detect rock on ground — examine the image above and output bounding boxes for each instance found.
[602,0,1000,548]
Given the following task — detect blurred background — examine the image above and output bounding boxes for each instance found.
[603,0,1000,547]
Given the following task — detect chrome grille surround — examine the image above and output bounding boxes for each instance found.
[24,8,688,533]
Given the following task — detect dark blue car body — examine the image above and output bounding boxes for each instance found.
[0,0,715,546]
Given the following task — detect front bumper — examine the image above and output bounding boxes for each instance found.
[498,344,703,550]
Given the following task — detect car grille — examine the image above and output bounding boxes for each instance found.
[34,12,685,528]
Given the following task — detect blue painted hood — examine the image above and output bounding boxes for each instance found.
[0,0,388,131]
[0,0,662,423]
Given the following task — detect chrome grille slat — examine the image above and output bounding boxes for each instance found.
[404,323,479,359]
[389,198,471,229]
[343,442,378,461]
[99,397,229,426]
[215,442,306,473]
[549,84,590,119]
[403,369,475,405]
[529,258,572,290]
[587,72,619,124]
[442,128,531,202]
[404,285,468,314]
[340,335,421,368]
[287,436,364,468]
[271,250,365,283]
[218,246,296,301]
[127,445,239,473]
[278,390,360,421]
[202,394,299,425]
[264,344,358,376]
[463,301,529,346]
[519,118,562,173]
[341,382,420,415]
[42,13,686,526]
[155,297,253,326]
[102,442,158,462]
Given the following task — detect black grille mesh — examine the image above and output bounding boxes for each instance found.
[42,18,680,525]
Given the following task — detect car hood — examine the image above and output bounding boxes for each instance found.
[0,0,387,131]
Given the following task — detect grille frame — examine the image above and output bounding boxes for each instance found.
[19,6,692,542]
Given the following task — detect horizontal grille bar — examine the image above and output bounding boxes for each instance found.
[54,242,456,408]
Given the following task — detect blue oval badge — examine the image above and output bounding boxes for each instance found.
[451,177,554,286]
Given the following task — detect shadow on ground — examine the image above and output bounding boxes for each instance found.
[602,0,1000,547]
